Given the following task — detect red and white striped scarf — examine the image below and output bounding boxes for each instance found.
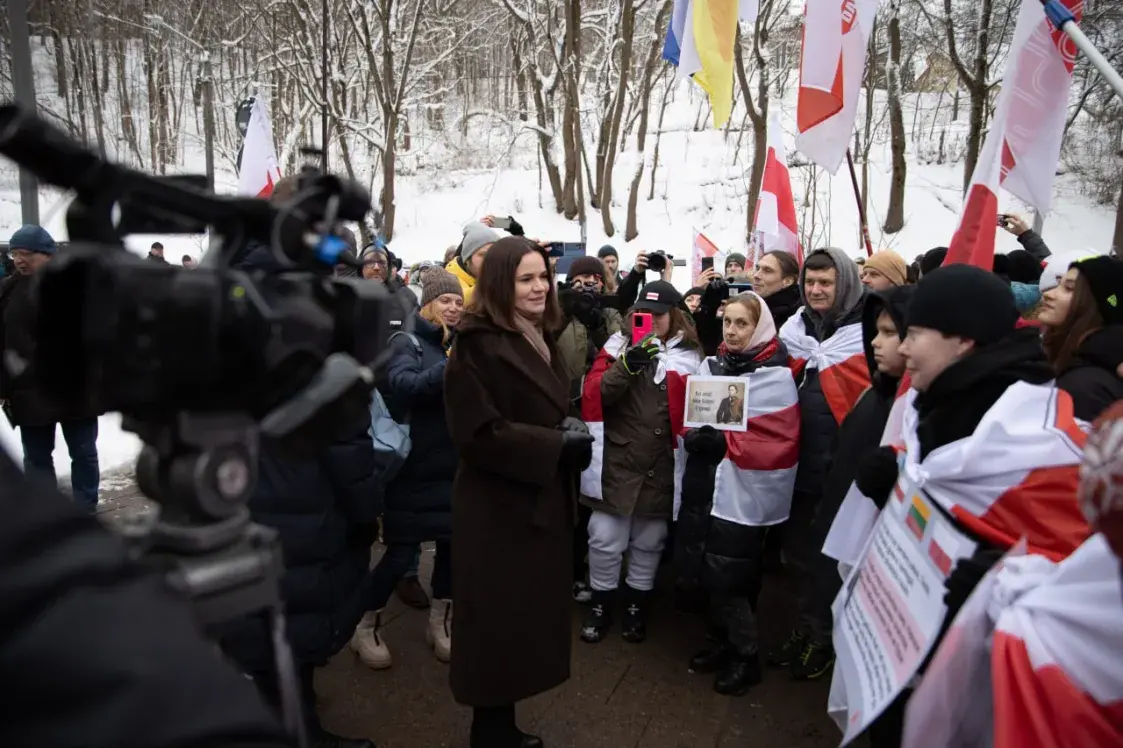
[580,332,701,503]
[779,310,870,424]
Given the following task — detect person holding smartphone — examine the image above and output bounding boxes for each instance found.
[577,281,703,644]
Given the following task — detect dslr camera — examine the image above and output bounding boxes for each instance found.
[647,250,672,273]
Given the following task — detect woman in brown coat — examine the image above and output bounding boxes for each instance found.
[444,237,594,748]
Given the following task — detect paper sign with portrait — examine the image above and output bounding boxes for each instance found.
[684,375,750,432]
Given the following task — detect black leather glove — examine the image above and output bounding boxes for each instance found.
[559,429,595,471]
[572,293,603,329]
[855,446,900,509]
[507,216,525,236]
[683,426,727,463]
[622,337,659,374]
[943,546,1005,616]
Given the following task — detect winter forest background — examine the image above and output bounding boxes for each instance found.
[2,0,1123,268]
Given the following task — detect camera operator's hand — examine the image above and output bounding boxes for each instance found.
[660,259,674,282]
[632,251,650,274]
[697,268,721,285]
[623,336,660,374]
[1000,213,1030,237]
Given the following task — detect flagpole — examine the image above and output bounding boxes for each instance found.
[1041,0,1123,101]
[845,149,875,257]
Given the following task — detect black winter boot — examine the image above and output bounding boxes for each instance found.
[714,652,762,696]
[580,589,615,643]
[689,639,734,673]
[620,585,649,644]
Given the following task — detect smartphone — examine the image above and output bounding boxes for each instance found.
[632,312,654,345]
[552,242,588,274]
[701,256,714,272]
[997,214,1009,227]
[491,216,513,231]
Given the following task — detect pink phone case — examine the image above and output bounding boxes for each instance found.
[632,312,653,345]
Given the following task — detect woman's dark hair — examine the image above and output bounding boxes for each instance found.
[1042,270,1103,373]
[803,250,836,273]
[761,249,800,280]
[466,236,562,331]
[626,306,702,351]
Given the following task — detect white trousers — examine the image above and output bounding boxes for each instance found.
[587,511,669,592]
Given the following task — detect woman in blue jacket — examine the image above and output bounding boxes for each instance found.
[351,269,465,669]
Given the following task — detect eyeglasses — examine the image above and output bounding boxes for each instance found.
[364,258,388,268]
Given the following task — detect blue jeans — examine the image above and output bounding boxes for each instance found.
[370,541,451,609]
[21,418,100,511]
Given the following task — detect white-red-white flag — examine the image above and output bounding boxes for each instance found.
[753,114,803,264]
[945,0,1082,269]
[795,0,878,174]
[237,97,282,198]
[691,230,725,285]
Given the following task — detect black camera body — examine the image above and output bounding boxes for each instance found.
[647,250,672,273]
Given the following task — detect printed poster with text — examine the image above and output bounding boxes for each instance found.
[828,479,976,745]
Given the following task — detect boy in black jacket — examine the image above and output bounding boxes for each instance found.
[796,286,914,679]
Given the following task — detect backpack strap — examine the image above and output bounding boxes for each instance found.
[384,332,425,424]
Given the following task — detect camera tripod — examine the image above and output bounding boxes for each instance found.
[117,412,308,748]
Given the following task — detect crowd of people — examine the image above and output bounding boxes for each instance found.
[2,181,1123,748]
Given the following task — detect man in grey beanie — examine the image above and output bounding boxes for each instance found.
[446,221,499,303]
[1,225,102,513]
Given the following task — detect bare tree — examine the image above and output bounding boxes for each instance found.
[884,0,907,233]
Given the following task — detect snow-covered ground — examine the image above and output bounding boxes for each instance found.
[1,77,1117,478]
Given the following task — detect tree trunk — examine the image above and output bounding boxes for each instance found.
[517,37,565,213]
[600,0,636,237]
[648,76,672,201]
[734,24,769,245]
[49,3,68,100]
[561,0,583,219]
[1112,180,1123,258]
[381,110,398,240]
[884,0,906,234]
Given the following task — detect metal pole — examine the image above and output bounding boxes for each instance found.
[321,0,329,169]
[845,149,875,257]
[202,52,216,191]
[1041,0,1123,102]
[8,0,40,225]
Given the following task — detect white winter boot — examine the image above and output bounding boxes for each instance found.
[350,610,392,670]
[425,599,452,663]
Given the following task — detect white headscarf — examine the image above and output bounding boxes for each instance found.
[730,290,777,352]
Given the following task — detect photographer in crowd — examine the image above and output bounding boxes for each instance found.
[1,225,101,513]
[579,281,703,645]
[556,255,625,602]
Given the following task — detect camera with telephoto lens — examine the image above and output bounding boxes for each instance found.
[647,250,671,273]
[0,101,391,745]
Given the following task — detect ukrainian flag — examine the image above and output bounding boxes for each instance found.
[662,0,758,128]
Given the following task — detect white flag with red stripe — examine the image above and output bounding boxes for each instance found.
[902,534,1123,748]
[778,312,870,425]
[710,363,800,525]
[945,0,1082,269]
[691,230,725,285]
[897,383,1089,561]
[753,115,804,263]
[237,97,282,198]
[795,0,878,174]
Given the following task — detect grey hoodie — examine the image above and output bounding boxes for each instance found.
[799,247,865,339]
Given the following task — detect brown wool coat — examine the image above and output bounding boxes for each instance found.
[443,313,577,707]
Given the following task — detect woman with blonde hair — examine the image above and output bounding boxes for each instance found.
[350,268,465,670]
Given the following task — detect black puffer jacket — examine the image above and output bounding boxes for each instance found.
[219,416,381,670]
[675,340,790,596]
[1055,326,1123,422]
[380,315,456,543]
[791,302,866,495]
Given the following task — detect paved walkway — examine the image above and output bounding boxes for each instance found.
[97,471,843,748]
